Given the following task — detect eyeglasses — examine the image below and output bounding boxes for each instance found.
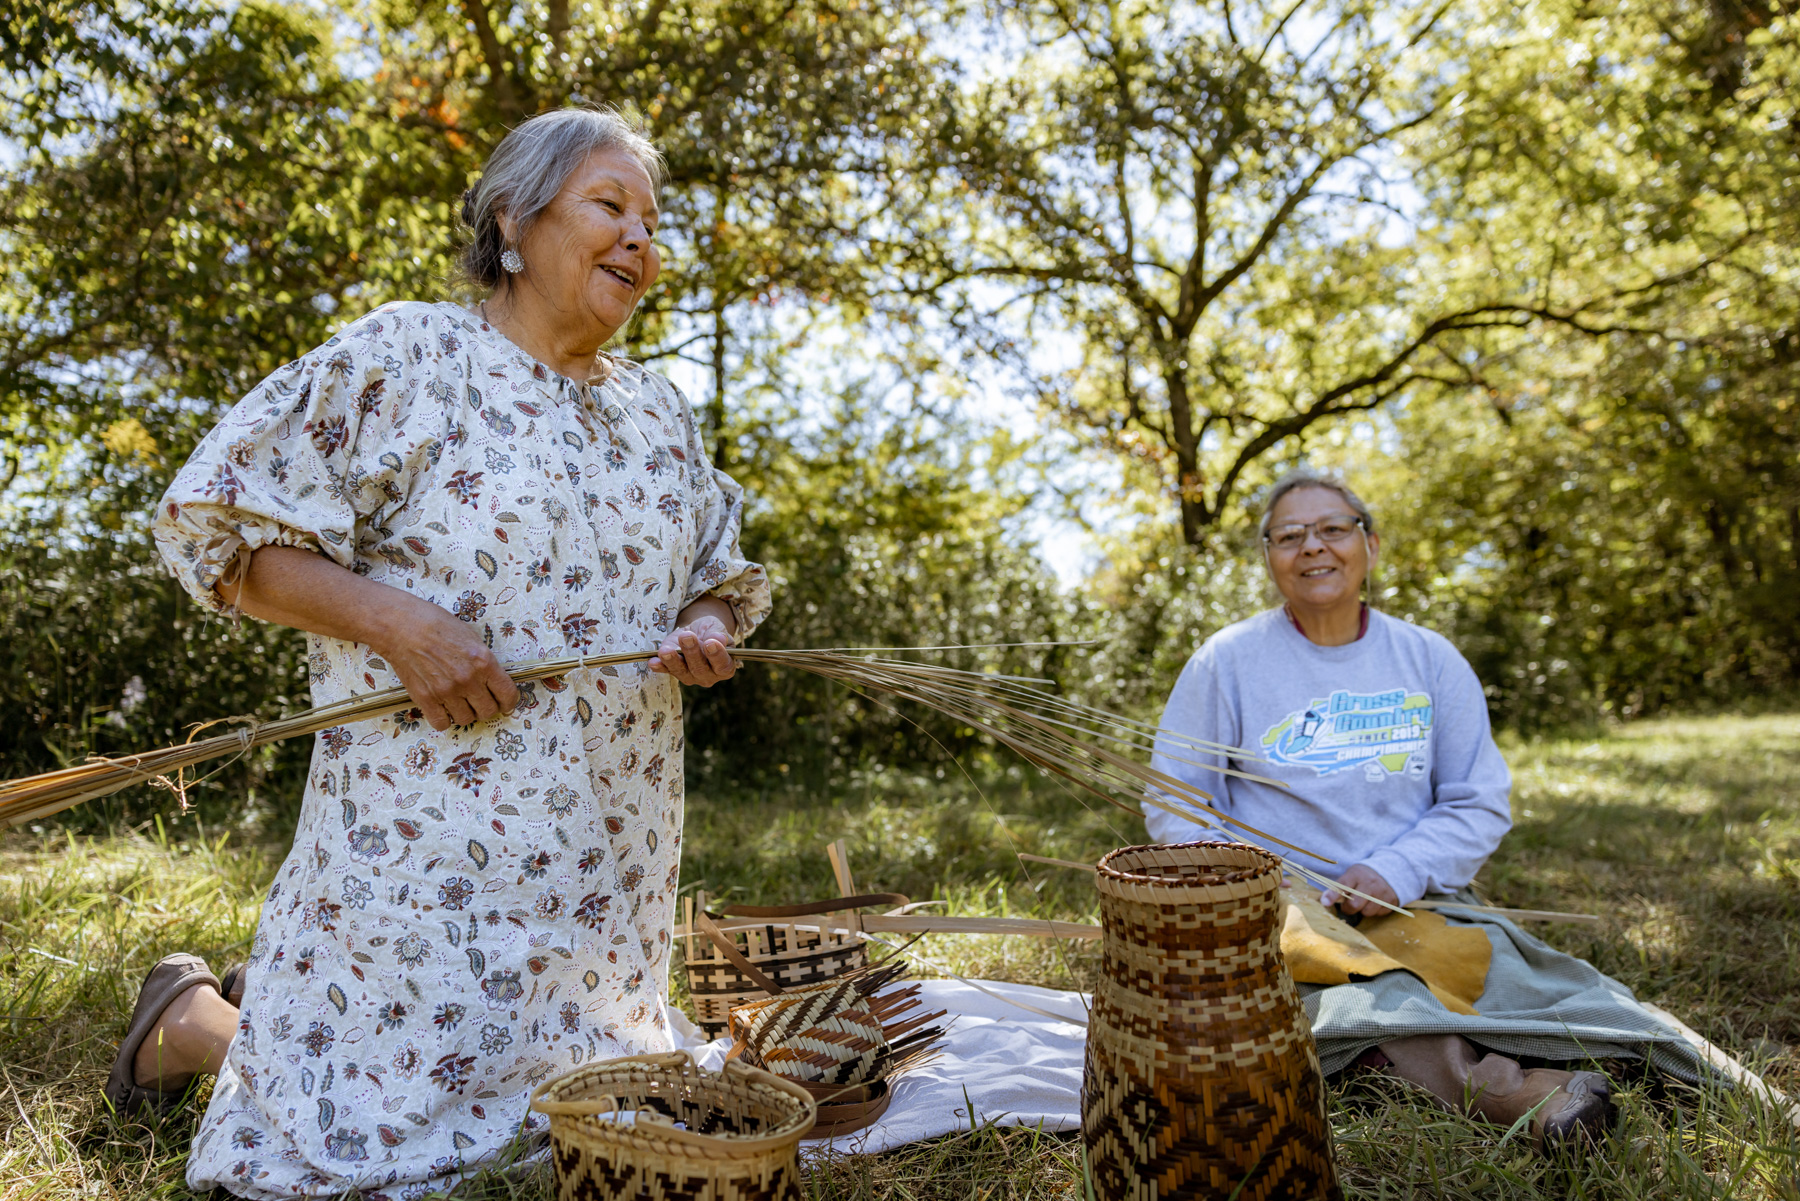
[1263,514,1365,551]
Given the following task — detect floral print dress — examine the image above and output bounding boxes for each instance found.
[152,301,770,1199]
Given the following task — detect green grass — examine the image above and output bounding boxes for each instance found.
[6,714,1800,1198]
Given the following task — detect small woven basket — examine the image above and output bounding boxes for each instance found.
[726,962,944,1138]
[681,890,906,1039]
[530,1050,816,1201]
[1082,842,1340,1201]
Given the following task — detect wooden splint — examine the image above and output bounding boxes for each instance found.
[1639,1002,1800,1132]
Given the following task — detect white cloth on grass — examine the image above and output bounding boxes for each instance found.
[669,978,1090,1155]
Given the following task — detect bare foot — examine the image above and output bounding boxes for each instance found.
[131,981,237,1092]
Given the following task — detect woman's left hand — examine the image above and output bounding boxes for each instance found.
[1322,863,1402,916]
[649,612,737,686]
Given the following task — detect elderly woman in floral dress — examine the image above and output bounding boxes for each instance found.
[104,108,768,1199]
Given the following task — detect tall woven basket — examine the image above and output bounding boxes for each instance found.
[530,1050,816,1201]
[1082,842,1340,1201]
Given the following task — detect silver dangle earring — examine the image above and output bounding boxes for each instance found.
[500,247,525,274]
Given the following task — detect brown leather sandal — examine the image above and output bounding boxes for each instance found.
[103,953,219,1116]
[217,962,247,1008]
[1502,1068,1613,1153]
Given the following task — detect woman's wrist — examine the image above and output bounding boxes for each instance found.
[720,594,749,640]
[361,589,443,660]
[676,595,737,642]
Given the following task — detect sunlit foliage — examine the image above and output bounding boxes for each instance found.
[1,0,1796,806]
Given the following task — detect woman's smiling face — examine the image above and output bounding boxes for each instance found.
[511,147,662,346]
[1265,485,1378,612]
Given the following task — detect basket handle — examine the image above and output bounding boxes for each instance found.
[720,1057,766,1084]
[528,1049,694,1117]
[529,1053,820,1145]
[719,892,910,919]
[693,909,786,995]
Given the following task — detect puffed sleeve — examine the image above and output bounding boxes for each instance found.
[152,306,437,616]
[661,378,771,642]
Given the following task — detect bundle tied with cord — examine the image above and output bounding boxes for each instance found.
[0,643,1379,903]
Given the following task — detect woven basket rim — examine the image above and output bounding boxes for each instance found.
[1095,840,1281,893]
[528,1051,817,1154]
[686,932,864,970]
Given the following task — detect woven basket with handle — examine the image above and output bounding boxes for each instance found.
[681,889,907,1040]
[1082,841,1341,1201]
[681,840,907,1040]
[529,1050,815,1201]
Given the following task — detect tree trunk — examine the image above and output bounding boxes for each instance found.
[1178,491,1207,548]
[709,306,729,469]
[1162,358,1208,547]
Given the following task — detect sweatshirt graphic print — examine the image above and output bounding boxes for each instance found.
[1262,687,1434,781]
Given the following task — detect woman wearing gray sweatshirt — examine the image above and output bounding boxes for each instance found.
[1146,470,1617,1154]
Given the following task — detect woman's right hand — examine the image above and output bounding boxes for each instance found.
[379,596,521,730]
[218,545,520,731]
[1321,863,1402,917]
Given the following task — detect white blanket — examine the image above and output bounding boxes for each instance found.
[669,979,1092,1156]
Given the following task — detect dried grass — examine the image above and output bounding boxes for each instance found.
[0,646,1353,895]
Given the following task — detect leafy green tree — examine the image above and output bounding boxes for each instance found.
[1322,315,1795,731]
[1337,0,1800,725]
[686,388,1078,779]
[362,0,956,461]
[0,0,404,813]
[917,0,1775,548]
[0,0,968,808]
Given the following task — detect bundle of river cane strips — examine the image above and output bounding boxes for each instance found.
[1,645,1336,895]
